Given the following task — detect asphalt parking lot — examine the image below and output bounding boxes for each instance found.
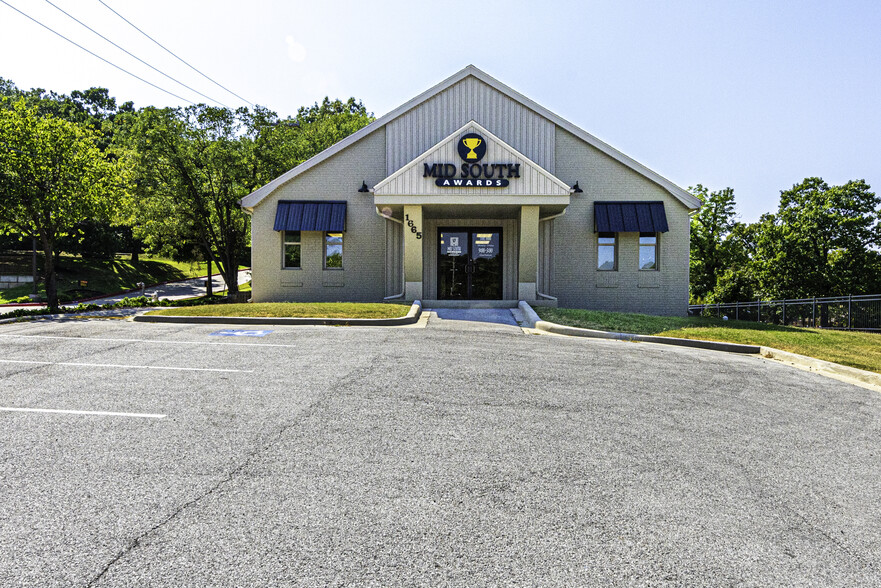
[1,313,879,586]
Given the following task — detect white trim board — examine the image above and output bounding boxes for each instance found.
[374,120,572,197]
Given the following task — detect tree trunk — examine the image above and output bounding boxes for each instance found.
[126,227,140,262]
[206,256,213,297]
[40,233,59,312]
[216,251,239,297]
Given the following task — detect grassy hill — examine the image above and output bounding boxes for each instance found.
[0,253,224,304]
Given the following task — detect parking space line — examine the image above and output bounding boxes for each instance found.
[0,359,252,373]
[0,407,166,419]
[0,333,302,349]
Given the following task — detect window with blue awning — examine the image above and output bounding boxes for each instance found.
[593,201,668,233]
[273,201,347,232]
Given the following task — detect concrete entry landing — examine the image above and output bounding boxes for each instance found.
[421,299,519,309]
[426,307,523,332]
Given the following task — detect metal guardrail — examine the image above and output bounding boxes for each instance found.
[688,294,881,331]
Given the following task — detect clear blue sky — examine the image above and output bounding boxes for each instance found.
[2,0,879,222]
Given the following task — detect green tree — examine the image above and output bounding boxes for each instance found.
[688,184,738,303]
[1,78,141,260]
[0,78,134,148]
[118,105,252,296]
[0,99,126,310]
[753,178,881,298]
[118,98,373,296]
[245,97,373,187]
[711,221,761,302]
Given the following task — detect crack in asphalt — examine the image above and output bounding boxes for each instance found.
[778,501,872,568]
[736,462,874,570]
[85,423,291,587]
[84,355,383,587]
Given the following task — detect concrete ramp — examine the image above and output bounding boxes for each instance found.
[426,308,523,332]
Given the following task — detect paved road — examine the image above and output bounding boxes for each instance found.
[0,314,879,586]
[89,270,252,305]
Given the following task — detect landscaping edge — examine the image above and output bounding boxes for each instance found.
[518,301,760,353]
[517,301,881,390]
[758,346,881,389]
[132,300,423,326]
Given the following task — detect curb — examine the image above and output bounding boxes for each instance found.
[518,302,881,390]
[534,320,760,354]
[133,300,422,327]
[759,346,881,389]
[517,300,542,327]
[518,301,759,354]
[0,308,158,324]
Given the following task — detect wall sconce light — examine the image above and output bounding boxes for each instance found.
[358,181,370,193]
[571,181,583,193]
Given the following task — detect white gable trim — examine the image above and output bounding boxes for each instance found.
[240,65,700,210]
[374,120,571,196]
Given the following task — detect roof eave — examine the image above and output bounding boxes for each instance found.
[239,67,482,210]
[460,68,701,209]
[239,64,700,211]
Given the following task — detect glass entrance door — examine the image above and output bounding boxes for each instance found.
[438,228,502,299]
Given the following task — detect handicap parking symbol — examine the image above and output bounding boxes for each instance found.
[210,329,273,337]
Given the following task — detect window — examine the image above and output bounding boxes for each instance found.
[283,231,301,269]
[325,232,343,269]
[597,232,617,271]
[639,232,658,270]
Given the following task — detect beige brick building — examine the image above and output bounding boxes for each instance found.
[241,66,700,315]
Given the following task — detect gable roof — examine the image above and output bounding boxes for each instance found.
[240,65,700,210]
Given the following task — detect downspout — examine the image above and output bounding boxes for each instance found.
[536,208,566,302]
[376,206,406,300]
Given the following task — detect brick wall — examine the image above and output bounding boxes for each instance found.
[551,127,693,316]
[249,129,389,303]
[248,123,694,315]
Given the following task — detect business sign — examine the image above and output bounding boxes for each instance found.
[423,133,519,188]
[472,233,499,259]
[441,233,466,256]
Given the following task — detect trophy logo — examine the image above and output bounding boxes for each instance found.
[462,137,481,159]
[457,132,486,162]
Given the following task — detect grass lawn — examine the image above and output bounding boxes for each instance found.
[536,307,881,374]
[145,302,411,319]
[0,254,247,304]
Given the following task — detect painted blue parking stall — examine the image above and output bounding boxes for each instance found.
[210,329,273,337]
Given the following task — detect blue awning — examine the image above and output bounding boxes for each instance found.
[273,201,347,232]
[594,201,668,233]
